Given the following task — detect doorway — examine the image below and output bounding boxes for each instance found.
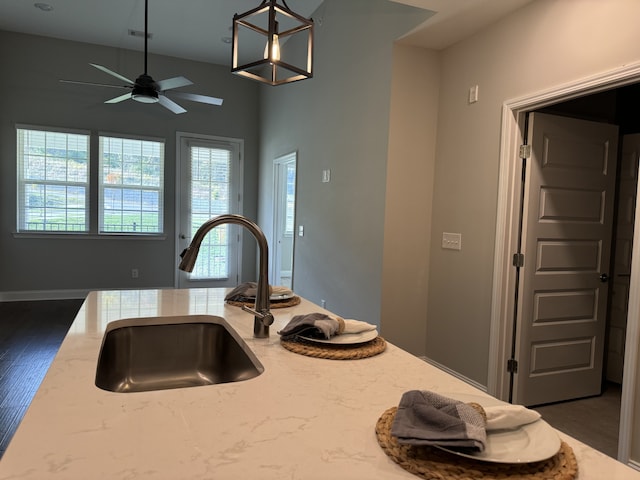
[511,111,619,407]
[271,152,297,288]
[488,63,640,463]
[175,132,244,289]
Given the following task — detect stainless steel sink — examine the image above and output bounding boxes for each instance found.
[95,315,264,393]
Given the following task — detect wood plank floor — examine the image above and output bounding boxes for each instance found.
[0,299,624,461]
[533,382,622,459]
[0,299,82,458]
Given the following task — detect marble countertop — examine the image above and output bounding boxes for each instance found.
[0,288,638,479]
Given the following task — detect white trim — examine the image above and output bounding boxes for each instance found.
[12,232,166,240]
[271,151,297,286]
[628,459,640,472]
[489,61,640,463]
[619,170,640,463]
[419,356,487,393]
[15,123,90,136]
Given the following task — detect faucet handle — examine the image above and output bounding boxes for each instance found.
[242,305,275,326]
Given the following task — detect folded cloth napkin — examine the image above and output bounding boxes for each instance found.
[484,404,540,431]
[391,391,487,452]
[225,282,259,301]
[277,313,341,339]
[340,318,377,334]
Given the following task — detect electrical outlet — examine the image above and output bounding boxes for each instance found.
[131,268,139,279]
[442,232,462,250]
[321,299,326,308]
[322,169,331,183]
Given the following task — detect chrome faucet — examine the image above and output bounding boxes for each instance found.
[178,214,274,338]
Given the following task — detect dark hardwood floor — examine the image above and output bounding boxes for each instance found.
[0,299,82,458]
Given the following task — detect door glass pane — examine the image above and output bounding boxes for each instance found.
[190,146,232,279]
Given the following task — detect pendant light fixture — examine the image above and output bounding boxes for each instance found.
[232,0,314,86]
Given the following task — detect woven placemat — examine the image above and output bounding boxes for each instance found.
[375,407,578,480]
[226,295,302,309]
[280,336,386,360]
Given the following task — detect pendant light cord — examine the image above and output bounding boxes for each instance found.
[143,0,149,74]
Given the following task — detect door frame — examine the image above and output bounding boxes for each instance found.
[271,151,297,287]
[174,131,245,289]
[488,61,640,464]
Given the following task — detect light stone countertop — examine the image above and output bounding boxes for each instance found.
[0,288,638,479]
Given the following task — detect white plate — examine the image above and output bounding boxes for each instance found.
[298,329,378,345]
[270,292,295,301]
[435,393,561,464]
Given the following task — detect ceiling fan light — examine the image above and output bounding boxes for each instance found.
[131,86,159,103]
[232,0,313,86]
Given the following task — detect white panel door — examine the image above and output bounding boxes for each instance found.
[606,134,640,383]
[514,112,619,406]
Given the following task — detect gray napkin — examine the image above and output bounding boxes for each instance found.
[225,282,258,302]
[391,390,487,452]
[277,313,340,339]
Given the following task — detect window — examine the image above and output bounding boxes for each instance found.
[99,135,164,234]
[189,144,234,279]
[16,126,166,237]
[16,127,90,232]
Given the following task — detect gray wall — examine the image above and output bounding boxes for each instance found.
[0,31,260,297]
[423,0,640,385]
[257,0,432,325]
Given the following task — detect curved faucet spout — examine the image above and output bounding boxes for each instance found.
[179,214,272,338]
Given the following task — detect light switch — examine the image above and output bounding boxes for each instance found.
[442,232,462,250]
[469,85,479,104]
[298,225,304,237]
[322,169,331,183]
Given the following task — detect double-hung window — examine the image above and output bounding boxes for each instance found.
[16,126,165,236]
[16,126,90,232]
[99,135,164,234]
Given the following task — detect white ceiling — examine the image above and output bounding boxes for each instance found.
[0,0,533,66]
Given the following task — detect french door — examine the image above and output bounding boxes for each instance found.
[176,133,243,288]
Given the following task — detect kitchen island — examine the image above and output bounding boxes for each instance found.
[0,288,638,479]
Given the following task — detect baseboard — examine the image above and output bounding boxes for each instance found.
[0,289,91,302]
[629,459,640,472]
[418,356,487,393]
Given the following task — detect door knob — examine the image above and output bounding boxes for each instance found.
[599,273,609,283]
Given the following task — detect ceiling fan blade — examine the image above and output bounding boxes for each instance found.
[169,91,224,106]
[60,79,132,90]
[105,92,133,104]
[158,94,187,114]
[90,63,135,85]
[156,76,193,91]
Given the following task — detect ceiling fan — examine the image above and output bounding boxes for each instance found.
[60,0,223,114]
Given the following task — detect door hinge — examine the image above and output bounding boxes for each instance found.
[507,359,518,374]
[519,144,531,159]
[512,253,524,268]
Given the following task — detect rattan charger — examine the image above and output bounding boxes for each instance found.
[280,335,386,360]
[375,406,578,480]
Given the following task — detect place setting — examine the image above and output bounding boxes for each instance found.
[375,390,578,480]
[277,312,386,359]
[225,282,301,308]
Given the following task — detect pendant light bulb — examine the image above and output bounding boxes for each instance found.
[264,33,281,63]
